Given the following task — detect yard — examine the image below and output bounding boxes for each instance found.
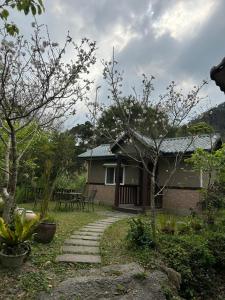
[101,211,225,300]
[0,202,111,299]
[1,202,225,300]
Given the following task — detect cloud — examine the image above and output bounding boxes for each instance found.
[152,0,216,41]
[8,0,225,127]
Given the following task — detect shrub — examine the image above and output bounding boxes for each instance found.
[207,232,225,269]
[177,221,191,235]
[160,234,215,299]
[189,217,203,232]
[159,216,176,235]
[126,217,155,248]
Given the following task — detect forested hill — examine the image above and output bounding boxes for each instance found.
[193,102,225,137]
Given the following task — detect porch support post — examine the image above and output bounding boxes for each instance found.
[115,155,121,207]
[141,160,148,212]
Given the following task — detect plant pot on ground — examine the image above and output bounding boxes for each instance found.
[34,160,57,244]
[0,209,39,268]
[34,216,56,243]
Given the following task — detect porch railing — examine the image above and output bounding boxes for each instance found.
[118,185,140,205]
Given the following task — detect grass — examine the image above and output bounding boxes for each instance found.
[100,215,160,269]
[0,202,111,299]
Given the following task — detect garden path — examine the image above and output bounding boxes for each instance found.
[56,212,130,264]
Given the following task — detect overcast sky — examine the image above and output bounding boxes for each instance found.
[12,0,225,127]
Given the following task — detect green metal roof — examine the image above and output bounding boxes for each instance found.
[78,133,221,159]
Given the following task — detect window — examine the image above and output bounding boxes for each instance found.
[105,166,125,185]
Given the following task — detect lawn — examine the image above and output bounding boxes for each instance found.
[0,202,111,300]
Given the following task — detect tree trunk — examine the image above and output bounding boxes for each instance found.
[2,130,18,223]
[150,161,157,241]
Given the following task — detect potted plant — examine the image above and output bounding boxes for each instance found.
[34,160,57,243]
[0,209,39,268]
[34,214,56,243]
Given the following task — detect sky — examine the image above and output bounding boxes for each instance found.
[11,0,225,128]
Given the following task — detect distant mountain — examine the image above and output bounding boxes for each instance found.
[193,102,225,138]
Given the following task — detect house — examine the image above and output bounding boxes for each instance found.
[79,132,222,215]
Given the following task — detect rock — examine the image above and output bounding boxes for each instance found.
[159,264,181,290]
[38,263,180,300]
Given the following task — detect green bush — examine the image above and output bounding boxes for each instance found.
[189,216,203,232]
[177,221,191,235]
[126,217,155,249]
[160,234,215,299]
[159,216,176,235]
[54,173,86,191]
[207,232,225,269]
[15,186,27,204]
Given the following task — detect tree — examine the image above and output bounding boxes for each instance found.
[95,96,170,143]
[94,56,206,240]
[0,0,44,35]
[0,23,96,222]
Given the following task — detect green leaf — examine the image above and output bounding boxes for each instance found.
[31,4,36,15]
[1,9,9,20]
[5,23,19,36]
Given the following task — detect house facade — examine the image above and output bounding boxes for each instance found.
[79,133,221,215]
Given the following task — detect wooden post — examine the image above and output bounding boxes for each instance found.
[115,156,121,207]
[141,160,149,212]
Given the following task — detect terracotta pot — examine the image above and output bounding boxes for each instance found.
[0,245,29,268]
[15,208,37,221]
[34,222,56,243]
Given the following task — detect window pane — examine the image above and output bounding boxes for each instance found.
[106,168,115,184]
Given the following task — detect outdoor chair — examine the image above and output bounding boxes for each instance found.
[81,189,97,211]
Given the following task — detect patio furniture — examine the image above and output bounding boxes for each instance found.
[81,189,97,211]
[55,191,82,211]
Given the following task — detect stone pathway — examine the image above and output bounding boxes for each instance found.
[56,213,129,264]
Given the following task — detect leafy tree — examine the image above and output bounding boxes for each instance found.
[95,56,207,240]
[96,96,170,143]
[0,0,44,35]
[0,24,96,222]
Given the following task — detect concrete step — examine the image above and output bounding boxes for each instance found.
[62,245,100,254]
[70,235,100,241]
[56,254,101,264]
[64,239,99,247]
[80,228,105,233]
[73,231,102,237]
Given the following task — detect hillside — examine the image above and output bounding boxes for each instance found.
[193,102,225,138]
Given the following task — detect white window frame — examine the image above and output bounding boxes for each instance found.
[104,166,125,185]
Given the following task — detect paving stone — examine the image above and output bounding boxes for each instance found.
[62,245,100,254]
[73,231,102,237]
[70,235,100,241]
[56,254,101,264]
[64,239,99,246]
[80,228,105,233]
[84,224,109,229]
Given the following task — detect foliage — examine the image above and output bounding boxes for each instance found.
[0,209,39,253]
[0,201,104,299]
[54,173,86,191]
[159,234,216,299]
[0,0,44,35]
[159,216,176,234]
[126,217,155,248]
[39,160,53,219]
[207,232,225,269]
[0,23,96,222]
[0,196,4,214]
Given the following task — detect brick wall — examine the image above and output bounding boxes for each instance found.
[88,184,115,206]
[163,188,201,215]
